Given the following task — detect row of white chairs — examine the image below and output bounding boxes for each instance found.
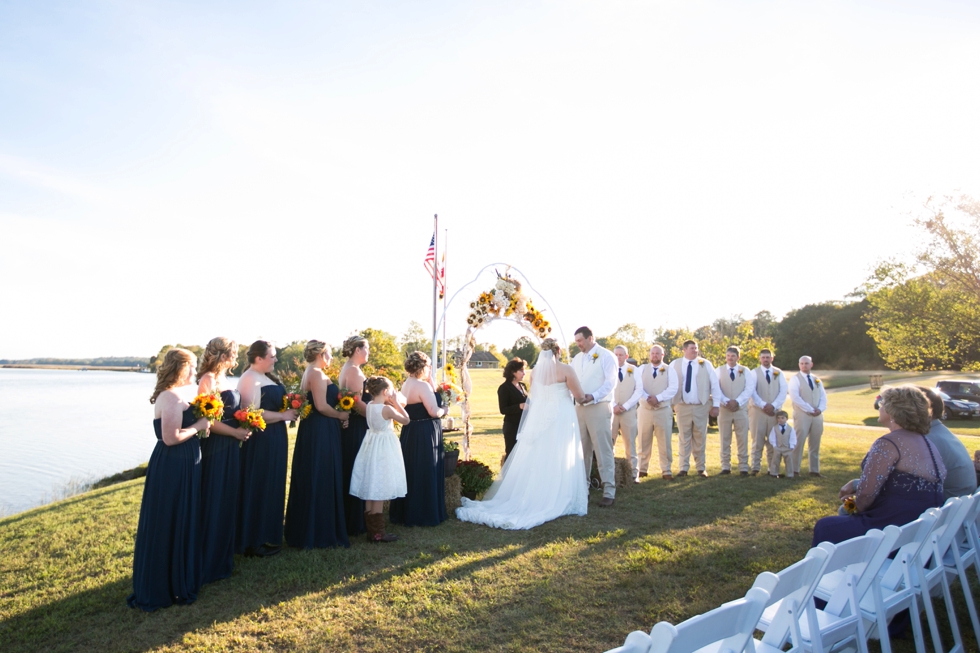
[605,490,980,653]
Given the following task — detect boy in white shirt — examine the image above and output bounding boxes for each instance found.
[768,410,797,478]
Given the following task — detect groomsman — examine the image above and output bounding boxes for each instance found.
[670,340,721,477]
[572,326,618,507]
[612,346,643,483]
[749,348,787,475]
[715,346,756,475]
[637,345,679,480]
[788,355,827,477]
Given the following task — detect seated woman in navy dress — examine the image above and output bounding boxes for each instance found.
[128,348,211,611]
[813,386,946,546]
[284,340,351,549]
[236,340,297,557]
[197,337,251,584]
[390,351,448,527]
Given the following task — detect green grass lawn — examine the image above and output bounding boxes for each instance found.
[1,369,977,652]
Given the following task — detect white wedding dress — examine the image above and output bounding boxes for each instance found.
[456,351,588,530]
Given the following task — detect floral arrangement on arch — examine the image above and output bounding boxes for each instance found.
[439,362,466,406]
[465,271,552,338]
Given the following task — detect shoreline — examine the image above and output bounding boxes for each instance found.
[0,364,145,372]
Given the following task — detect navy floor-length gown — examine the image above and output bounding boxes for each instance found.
[284,384,349,548]
[128,406,202,611]
[236,384,288,551]
[341,391,370,537]
[390,394,446,527]
[199,388,240,583]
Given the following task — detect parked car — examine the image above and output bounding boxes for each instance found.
[874,390,980,420]
[936,380,980,403]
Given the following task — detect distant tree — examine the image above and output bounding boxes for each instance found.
[862,262,980,371]
[774,301,883,370]
[915,194,980,302]
[399,321,431,360]
[601,323,653,363]
[752,310,778,338]
[148,343,203,372]
[357,328,407,385]
[653,328,696,362]
[505,336,539,365]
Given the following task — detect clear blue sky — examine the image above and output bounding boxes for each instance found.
[2,1,979,358]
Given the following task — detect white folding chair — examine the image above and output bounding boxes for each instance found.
[910,496,970,653]
[802,529,894,653]
[943,490,980,644]
[751,547,831,653]
[603,587,771,653]
[858,509,939,653]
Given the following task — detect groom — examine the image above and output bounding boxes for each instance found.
[572,326,618,507]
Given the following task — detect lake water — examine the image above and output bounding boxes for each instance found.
[0,368,161,516]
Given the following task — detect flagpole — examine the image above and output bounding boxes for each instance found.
[430,215,439,378]
[442,228,448,384]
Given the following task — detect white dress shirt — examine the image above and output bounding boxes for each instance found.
[788,372,827,413]
[638,362,679,404]
[751,365,787,409]
[716,364,757,408]
[678,357,722,407]
[572,344,618,405]
[769,424,798,449]
[614,365,644,411]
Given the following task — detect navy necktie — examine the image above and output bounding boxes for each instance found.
[618,368,623,382]
[730,368,735,381]
[685,362,693,393]
[807,374,814,390]
[653,368,658,379]
[781,425,786,434]
[766,370,771,384]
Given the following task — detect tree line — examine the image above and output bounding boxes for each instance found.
[148,197,980,377]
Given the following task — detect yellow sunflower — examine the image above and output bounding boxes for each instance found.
[339,396,355,411]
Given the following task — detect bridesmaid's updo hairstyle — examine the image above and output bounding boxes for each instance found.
[304,340,328,363]
[880,386,932,435]
[246,339,282,386]
[540,338,560,356]
[197,336,238,383]
[503,358,525,382]
[150,348,195,404]
[342,335,367,358]
[404,351,430,378]
[365,376,392,398]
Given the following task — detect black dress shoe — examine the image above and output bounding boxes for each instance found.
[720,469,731,475]
[750,470,760,476]
[809,472,824,478]
[638,472,649,478]
[698,470,709,478]
[260,543,282,556]
[740,471,749,476]
[677,470,688,477]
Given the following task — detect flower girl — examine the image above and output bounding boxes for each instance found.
[349,376,410,542]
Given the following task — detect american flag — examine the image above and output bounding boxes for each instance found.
[423,233,445,299]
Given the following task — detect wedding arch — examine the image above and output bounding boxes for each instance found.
[436,264,566,459]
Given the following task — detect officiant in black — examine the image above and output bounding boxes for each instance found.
[498,358,528,460]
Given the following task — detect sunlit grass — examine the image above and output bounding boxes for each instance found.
[1,370,976,652]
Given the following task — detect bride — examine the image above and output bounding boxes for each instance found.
[456,338,589,529]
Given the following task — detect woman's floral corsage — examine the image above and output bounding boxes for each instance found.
[842,495,858,515]
[190,392,224,438]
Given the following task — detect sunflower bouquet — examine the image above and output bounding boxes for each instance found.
[233,407,266,447]
[282,391,311,426]
[190,392,225,439]
[336,388,358,414]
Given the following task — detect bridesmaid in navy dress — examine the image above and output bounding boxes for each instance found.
[284,340,352,548]
[236,340,297,557]
[338,335,370,537]
[128,348,211,611]
[197,337,251,583]
[390,351,448,527]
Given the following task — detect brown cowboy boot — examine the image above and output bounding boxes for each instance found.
[366,513,398,543]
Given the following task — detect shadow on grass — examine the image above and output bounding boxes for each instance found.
[0,468,825,653]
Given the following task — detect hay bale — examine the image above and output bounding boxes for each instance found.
[445,474,462,515]
[589,456,633,491]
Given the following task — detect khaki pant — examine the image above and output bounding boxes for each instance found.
[770,445,794,477]
[749,406,777,473]
[718,406,749,472]
[793,410,824,474]
[638,405,674,475]
[612,407,639,478]
[578,401,616,498]
[674,402,710,473]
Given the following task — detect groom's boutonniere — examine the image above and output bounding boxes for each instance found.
[591,353,599,364]
[737,367,744,376]
[773,370,780,377]
[814,377,822,385]
[627,367,634,376]
[658,365,666,374]
[697,358,705,366]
